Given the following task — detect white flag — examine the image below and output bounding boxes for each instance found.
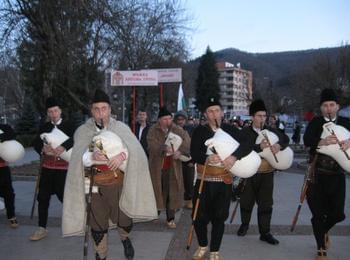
[177,84,186,111]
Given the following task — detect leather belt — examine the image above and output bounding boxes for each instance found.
[196,164,232,184]
[257,158,274,173]
[316,154,342,175]
[86,166,124,186]
[197,164,227,176]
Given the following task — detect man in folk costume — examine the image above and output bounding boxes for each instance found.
[237,99,289,245]
[30,97,74,241]
[190,97,251,260]
[0,123,19,228]
[62,89,157,260]
[303,89,350,260]
[147,106,190,228]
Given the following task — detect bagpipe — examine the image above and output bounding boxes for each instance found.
[0,129,25,163]
[204,127,261,178]
[90,129,129,171]
[255,128,294,170]
[164,131,191,162]
[40,127,72,161]
[84,127,129,190]
[317,121,350,172]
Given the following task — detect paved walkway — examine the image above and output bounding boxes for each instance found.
[1,151,349,259]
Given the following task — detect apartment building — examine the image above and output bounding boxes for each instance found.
[216,61,253,118]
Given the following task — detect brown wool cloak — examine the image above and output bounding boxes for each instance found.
[147,123,190,210]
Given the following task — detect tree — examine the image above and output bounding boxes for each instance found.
[336,44,350,106]
[0,47,25,123]
[0,0,191,119]
[0,0,104,116]
[195,47,220,112]
[95,0,190,70]
[15,98,39,135]
[293,49,345,114]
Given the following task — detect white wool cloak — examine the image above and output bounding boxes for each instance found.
[62,118,157,236]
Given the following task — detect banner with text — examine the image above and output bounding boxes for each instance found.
[157,68,182,83]
[111,70,158,86]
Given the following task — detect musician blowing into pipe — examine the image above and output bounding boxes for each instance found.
[62,89,157,260]
[303,88,350,260]
[189,97,251,260]
[237,99,290,245]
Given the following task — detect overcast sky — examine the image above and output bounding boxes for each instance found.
[185,0,350,58]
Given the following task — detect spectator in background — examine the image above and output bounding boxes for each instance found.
[187,116,195,129]
[304,110,315,122]
[135,109,150,156]
[292,121,301,144]
[174,111,194,209]
[231,119,242,129]
[242,120,251,128]
[269,114,285,133]
[199,115,206,125]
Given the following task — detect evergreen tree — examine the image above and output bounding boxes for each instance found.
[195,47,221,112]
[15,98,39,135]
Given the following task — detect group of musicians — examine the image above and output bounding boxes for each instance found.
[0,88,349,260]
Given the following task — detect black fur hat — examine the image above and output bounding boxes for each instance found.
[158,106,172,118]
[320,88,338,104]
[249,99,267,115]
[45,97,60,109]
[203,97,221,111]
[92,89,110,104]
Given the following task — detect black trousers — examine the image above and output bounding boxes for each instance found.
[306,173,346,249]
[239,171,274,235]
[37,168,67,228]
[0,166,16,219]
[192,180,231,252]
[182,162,194,201]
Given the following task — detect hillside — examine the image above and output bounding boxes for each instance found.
[184,46,348,114]
[215,47,340,80]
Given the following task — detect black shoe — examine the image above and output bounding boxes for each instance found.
[260,233,279,245]
[237,224,249,236]
[122,237,135,259]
